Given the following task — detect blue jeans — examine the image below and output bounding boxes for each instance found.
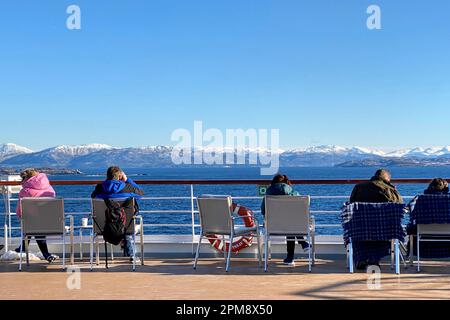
[123,235,135,257]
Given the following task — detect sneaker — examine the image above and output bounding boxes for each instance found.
[46,254,57,263]
[283,257,295,266]
[0,245,4,251]
[302,244,311,253]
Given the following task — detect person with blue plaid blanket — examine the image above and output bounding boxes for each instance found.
[349,169,403,270]
[406,178,450,258]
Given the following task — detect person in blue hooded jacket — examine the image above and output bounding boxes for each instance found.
[261,174,309,266]
[91,166,144,258]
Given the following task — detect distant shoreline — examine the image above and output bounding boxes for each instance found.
[0,168,83,176]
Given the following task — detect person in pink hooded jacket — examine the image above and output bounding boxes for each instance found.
[14,169,58,262]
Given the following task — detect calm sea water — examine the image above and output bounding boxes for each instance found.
[2,166,450,237]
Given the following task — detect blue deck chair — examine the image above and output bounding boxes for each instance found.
[341,202,406,274]
[407,194,450,272]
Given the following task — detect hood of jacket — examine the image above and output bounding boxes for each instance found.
[101,180,126,194]
[370,176,396,189]
[22,173,53,191]
[266,183,294,196]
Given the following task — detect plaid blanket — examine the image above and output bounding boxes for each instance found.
[352,241,392,264]
[341,202,405,263]
[408,194,450,224]
[407,195,450,258]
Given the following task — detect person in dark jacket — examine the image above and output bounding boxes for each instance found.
[261,174,309,266]
[349,169,403,270]
[350,169,403,203]
[91,166,144,258]
[424,178,449,195]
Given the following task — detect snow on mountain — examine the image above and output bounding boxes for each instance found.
[0,143,33,161]
[69,146,174,169]
[47,144,114,156]
[385,146,450,158]
[1,144,115,168]
[3,143,450,168]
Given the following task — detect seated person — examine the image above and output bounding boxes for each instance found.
[424,178,449,195]
[261,174,309,266]
[14,169,58,262]
[91,166,144,259]
[350,169,403,270]
[406,178,450,258]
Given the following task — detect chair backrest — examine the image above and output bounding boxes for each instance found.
[264,195,310,236]
[21,198,65,236]
[409,194,450,236]
[196,196,233,235]
[92,198,136,235]
[341,202,405,242]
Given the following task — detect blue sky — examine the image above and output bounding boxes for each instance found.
[0,0,449,151]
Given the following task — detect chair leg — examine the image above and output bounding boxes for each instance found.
[225,233,233,272]
[132,234,136,272]
[409,235,414,266]
[110,244,114,261]
[193,235,203,269]
[395,239,400,275]
[312,230,316,266]
[90,232,94,272]
[308,233,312,273]
[390,240,394,270]
[417,233,421,273]
[264,235,269,272]
[256,228,262,268]
[268,240,272,261]
[70,217,74,265]
[79,229,83,261]
[222,235,227,265]
[19,233,23,271]
[62,233,66,270]
[140,219,144,266]
[96,238,100,266]
[25,236,29,267]
[349,241,354,274]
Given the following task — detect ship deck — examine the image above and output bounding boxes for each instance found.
[2,257,450,300]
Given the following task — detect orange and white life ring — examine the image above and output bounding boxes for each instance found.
[208,203,255,254]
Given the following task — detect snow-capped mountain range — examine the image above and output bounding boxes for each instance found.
[2,143,450,169]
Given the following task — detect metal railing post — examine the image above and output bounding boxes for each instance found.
[2,188,8,252]
[3,188,12,252]
[191,184,195,255]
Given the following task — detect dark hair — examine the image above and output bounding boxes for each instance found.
[106,166,122,180]
[271,174,291,186]
[425,178,449,194]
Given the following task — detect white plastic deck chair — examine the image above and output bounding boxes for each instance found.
[90,198,144,271]
[194,195,262,272]
[263,195,314,272]
[415,224,450,272]
[19,198,73,271]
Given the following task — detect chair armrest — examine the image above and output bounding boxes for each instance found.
[65,215,74,234]
[133,215,144,235]
[310,216,316,232]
